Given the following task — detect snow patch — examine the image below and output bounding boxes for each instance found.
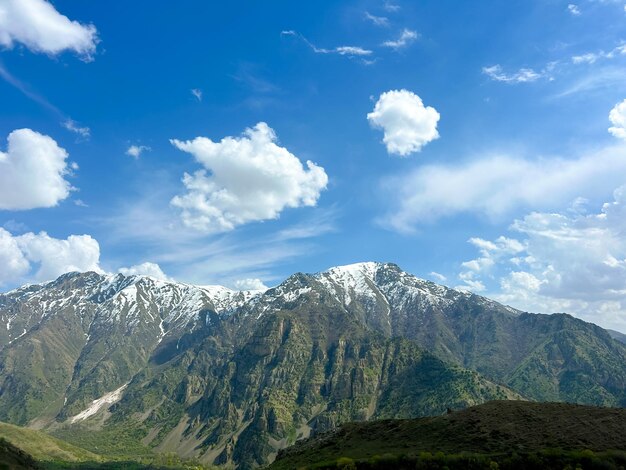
[69,382,128,423]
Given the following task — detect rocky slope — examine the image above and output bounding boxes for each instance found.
[0,262,625,468]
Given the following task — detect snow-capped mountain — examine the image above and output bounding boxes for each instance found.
[0,262,624,468]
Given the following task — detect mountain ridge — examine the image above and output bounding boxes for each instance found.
[0,262,625,468]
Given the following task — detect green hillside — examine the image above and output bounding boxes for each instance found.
[0,422,99,463]
[271,400,626,469]
[0,437,39,470]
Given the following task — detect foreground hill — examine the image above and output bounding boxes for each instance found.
[0,438,39,470]
[0,422,99,463]
[0,263,625,467]
[271,400,626,469]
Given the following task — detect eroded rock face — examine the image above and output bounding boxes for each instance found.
[1,262,625,468]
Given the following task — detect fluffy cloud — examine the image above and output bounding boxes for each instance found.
[461,188,626,331]
[482,65,542,83]
[170,122,328,232]
[0,128,74,210]
[382,29,419,49]
[367,89,440,156]
[609,99,626,140]
[382,145,626,232]
[0,228,101,285]
[0,229,30,282]
[0,0,98,58]
[119,262,170,281]
[233,278,268,291]
[126,145,150,158]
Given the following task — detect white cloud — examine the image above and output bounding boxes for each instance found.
[429,271,447,282]
[62,119,90,138]
[0,228,101,285]
[457,236,525,290]
[191,88,202,101]
[456,187,626,331]
[281,30,372,57]
[609,99,626,140]
[572,44,626,65]
[382,29,418,49]
[170,122,328,233]
[381,145,626,232]
[0,0,98,59]
[119,262,170,281]
[567,4,582,15]
[383,1,401,12]
[0,128,74,210]
[456,272,486,293]
[572,53,599,64]
[233,278,268,291]
[364,12,389,27]
[0,228,30,283]
[333,46,372,56]
[482,65,542,83]
[126,145,150,158]
[367,89,440,156]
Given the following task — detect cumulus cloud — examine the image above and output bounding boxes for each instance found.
[457,237,525,291]
[609,99,626,140]
[482,65,542,83]
[233,278,268,291]
[381,145,626,232]
[0,229,30,283]
[170,122,328,232]
[0,128,74,210]
[382,29,419,49]
[119,262,170,281]
[461,188,626,331]
[367,89,440,156]
[0,228,101,285]
[126,145,150,158]
[0,0,98,59]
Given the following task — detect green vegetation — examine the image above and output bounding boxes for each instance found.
[271,400,626,469]
[0,421,99,462]
[0,437,39,470]
[277,450,626,470]
[51,423,153,458]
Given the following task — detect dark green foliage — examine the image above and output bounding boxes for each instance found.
[281,450,626,470]
[0,437,40,469]
[271,401,626,469]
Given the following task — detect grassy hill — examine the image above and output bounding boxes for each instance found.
[270,400,626,469]
[0,421,220,469]
[0,437,39,469]
[0,422,99,463]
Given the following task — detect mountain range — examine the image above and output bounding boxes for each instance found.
[0,262,625,468]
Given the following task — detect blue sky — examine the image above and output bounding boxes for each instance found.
[2,0,626,330]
